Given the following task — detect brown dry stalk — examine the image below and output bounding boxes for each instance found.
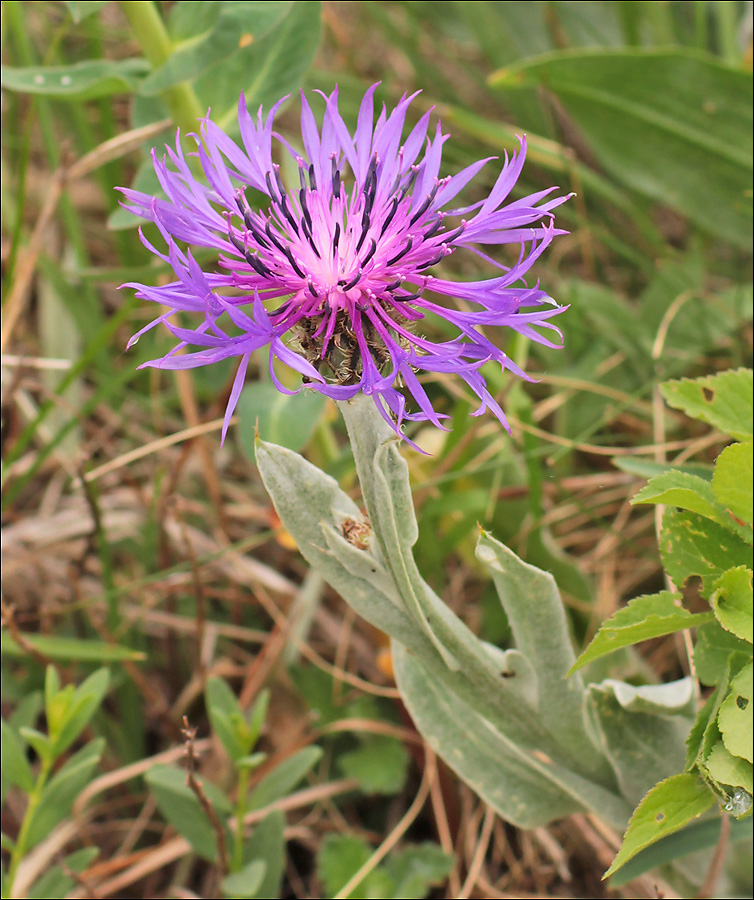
[181,717,229,873]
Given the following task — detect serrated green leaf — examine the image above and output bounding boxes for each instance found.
[1,59,150,99]
[1,719,34,793]
[603,774,715,878]
[703,741,753,793]
[660,509,752,596]
[1,631,145,662]
[384,842,454,900]
[221,859,266,899]
[660,369,753,440]
[141,2,290,96]
[338,734,409,795]
[317,834,392,900]
[570,592,713,675]
[145,764,232,862]
[246,746,322,811]
[237,383,326,456]
[718,662,753,763]
[711,566,753,643]
[633,469,750,539]
[712,441,754,525]
[607,815,753,887]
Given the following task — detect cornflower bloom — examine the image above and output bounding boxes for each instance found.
[120,86,570,443]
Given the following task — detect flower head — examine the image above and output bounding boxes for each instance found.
[120,86,570,444]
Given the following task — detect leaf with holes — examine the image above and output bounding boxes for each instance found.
[718,662,753,764]
[660,510,751,596]
[711,567,753,643]
[660,369,753,440]
[604,774,715,879]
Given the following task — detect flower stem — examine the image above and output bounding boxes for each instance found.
[118,0,204,134]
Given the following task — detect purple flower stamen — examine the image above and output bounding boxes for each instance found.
[119,85,572,444]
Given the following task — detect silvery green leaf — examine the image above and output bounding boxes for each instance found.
[476,530,613,777]
[393,643,632,828]
[587,679,695,806]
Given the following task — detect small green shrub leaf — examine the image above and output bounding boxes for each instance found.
[660,510,751,595]
[660,370,753,440]
[717,662,753,764]
[604,774,715,879]
[711,566,753,643]
[569,592,712,674]
[712,441,754,526]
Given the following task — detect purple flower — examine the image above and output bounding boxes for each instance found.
[120,86,570,444]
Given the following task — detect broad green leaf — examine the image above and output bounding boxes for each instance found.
[141,2,291,95]
[338,734,409,795]
[489,49,753,247]
[63,1,109,21]
[221,859,266,899]
[718,662,753,763]
[200,1,323,128]
[711,566,753,643]
[607,815,753,887]
[27,847,99,900]
[51,668,110,756]
[569,592,713,675]
[604,774,715,878]
[712,441,754,525]
[660,509,752,595]
[660,369,754,440]
[0,719,34,793]
[633,470,749,538]
[0,59,150,99]
[145,764,232,862]
[25,740,105,849]
[693,621,752,687]
[246,746,322,811]
[703,741,753,794]
[242,811,285,898]
[237,383,326,456]
[1,631,145,662]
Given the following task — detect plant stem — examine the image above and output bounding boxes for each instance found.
[5,757,54,893]
[118,0,204,134]
[232,767,251,871]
